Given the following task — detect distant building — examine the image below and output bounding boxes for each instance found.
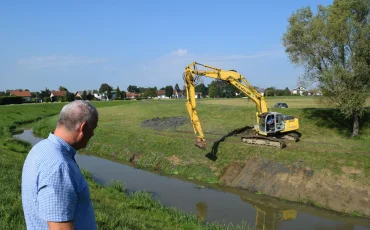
[126,92,140,99]
[257,88,265,96]
[157,90,168,99]
[9,90,32,102]
[292,86,306,96]
[173,90,184,98]
[75,90,94,99]
[307,89,322,96]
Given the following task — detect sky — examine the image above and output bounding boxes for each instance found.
[0,0,333,93]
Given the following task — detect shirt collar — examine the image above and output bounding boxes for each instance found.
[47,132,77,157]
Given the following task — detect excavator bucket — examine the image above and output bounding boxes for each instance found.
[195,139,206,150]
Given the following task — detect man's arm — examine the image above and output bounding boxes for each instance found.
[48,221,74,230]
[38,163,77,226]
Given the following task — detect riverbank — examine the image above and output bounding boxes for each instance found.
[32,98,370,217]
[219,157,370,217]
[0,102,247,229]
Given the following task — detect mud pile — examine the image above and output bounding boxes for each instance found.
[141,116,188,130]
[219,157,370,216]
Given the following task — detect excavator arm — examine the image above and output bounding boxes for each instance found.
[184,62,270,149]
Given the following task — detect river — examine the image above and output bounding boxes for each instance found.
[14,130,370,230]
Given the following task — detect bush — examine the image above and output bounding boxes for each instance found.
[43,97,51,103]
[0,96,22,105]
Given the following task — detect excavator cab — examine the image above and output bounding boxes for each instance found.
[258,113,285,134]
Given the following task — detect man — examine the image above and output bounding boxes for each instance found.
[22,100,98,230]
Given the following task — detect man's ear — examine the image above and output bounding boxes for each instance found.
[79,122,88,133]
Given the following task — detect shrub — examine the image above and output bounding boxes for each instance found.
[0,96,22,105]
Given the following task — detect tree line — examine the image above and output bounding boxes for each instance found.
[1,82,302,103]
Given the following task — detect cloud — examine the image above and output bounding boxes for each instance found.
[170,48,188,57]
[120,47,295,89]
[17,55,107,70]
[208,51,283,61]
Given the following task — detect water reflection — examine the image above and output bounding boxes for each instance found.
[196,201,208,222]
[254,204,296,230]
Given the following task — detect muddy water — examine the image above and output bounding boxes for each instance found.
[14,130,370,230]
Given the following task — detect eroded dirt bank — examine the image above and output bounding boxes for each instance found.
[219,157,370,216]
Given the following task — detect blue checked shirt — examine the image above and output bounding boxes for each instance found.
[22,133,97,230]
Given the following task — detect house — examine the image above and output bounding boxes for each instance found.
[307,89,322,96]
[93,93,106,101]
[50,90,66,101]
[9,90,32,102]
[172,90,184,98]
[126,92,140,99]
[75,90,94,99]
[257,88,265,96]
[157,90,168,99]
[195,92,202,98]
[292,86,306,96]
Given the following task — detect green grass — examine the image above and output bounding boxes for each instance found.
[34,98,370,184]
[0,101,251,230]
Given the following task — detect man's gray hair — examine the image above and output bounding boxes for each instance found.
[57,100,98,131]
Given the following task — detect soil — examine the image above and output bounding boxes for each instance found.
[219,157,370,216]
[141,116,188,130]
[166,155,181,166]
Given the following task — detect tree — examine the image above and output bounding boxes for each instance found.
[142,87,157,99]
[120,91,126,99]
[87,92,94,101]
[264,87,276,97]
[116,86,121,100]
[40,88,51,98]
[182,85,187,97]
[82,90,87,100]
[175,83,181,92]
[59,86,68,91]
[107,88,112,100]
[208,81,222,98]
[164,85,174,98]
[283,0,370,136]
[137,87,145,94]
[283,87,291,96]
[68,92,75,101]
[195,83,208,97]
[220,81,237,98]
[99,83,113,93]
[127,85,138,93]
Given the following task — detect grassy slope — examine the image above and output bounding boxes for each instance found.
[0,101,246,230]
[34,97,370,185]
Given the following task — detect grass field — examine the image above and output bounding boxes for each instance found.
[32,97,370,185]
[0,101,249,230]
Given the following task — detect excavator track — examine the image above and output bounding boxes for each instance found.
[279,132,300,142]
[282,133,299,142]
[241,135,286,148]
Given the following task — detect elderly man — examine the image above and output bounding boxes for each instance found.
[22,100,98,230]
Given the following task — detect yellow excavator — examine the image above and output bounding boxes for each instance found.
[184,62,300,149]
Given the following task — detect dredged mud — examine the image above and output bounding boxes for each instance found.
[141,116,188,130]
